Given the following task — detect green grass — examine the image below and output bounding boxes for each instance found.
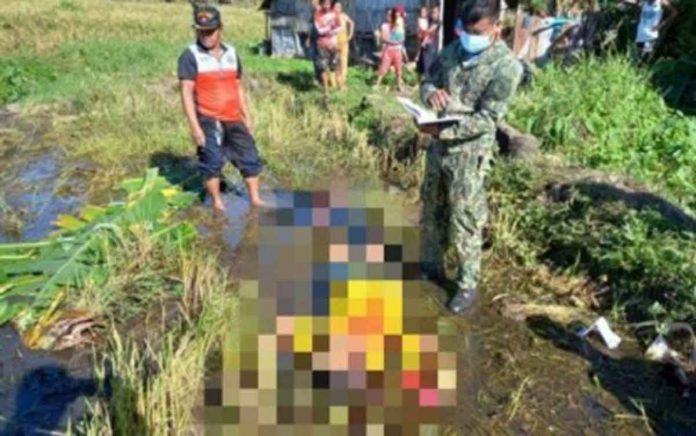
[2,1,696,432]
[509,55,696,213]
[1,39,182,104]
[69,247,238,435]
[486,158,696,333]
[0,0,256,105]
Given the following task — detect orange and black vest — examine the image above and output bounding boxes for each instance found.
[188,43,242,122]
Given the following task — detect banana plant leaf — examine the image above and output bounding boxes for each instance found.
[0,168,198,333]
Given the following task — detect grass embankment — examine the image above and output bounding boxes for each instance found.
[501,57,696,334]
[509,56,696,212]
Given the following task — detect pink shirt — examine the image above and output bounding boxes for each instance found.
[315,10,340,49]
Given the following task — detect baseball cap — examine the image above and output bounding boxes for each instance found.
[193,4,222,30]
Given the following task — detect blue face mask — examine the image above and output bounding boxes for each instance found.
[459,30,492,56]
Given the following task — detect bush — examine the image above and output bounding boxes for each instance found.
[488,159,696,330]
[509,55,696,212]
[0,59,56,104]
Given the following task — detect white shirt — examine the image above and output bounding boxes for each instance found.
[536,17,555,58]
[636,0,663,43]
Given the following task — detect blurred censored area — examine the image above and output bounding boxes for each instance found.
[205,190,459,435]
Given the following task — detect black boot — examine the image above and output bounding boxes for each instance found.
[420,265,445,285]
[421,270,443,284]
[447,288,478,314]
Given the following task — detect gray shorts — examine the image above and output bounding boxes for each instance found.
[316,47,338,72]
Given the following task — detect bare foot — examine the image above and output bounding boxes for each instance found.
[250,198,272,208]
[213,199,226,212]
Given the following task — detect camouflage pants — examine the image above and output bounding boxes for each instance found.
[420,140,492,290]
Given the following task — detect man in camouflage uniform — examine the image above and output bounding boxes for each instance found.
[418,0,522,314]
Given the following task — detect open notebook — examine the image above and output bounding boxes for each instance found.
[397,97,464,126]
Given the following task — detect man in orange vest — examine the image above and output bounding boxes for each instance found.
[178,4,265,211]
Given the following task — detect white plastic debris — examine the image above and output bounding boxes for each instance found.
[578,317,622,349]
[645,335,671,361]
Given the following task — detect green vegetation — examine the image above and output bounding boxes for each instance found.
[500,56,696,336]
[1,0,695,433]
[509,56,696,212]
[74,253,237,435]
[0,0,257,105]
[486,159,696,332]
[0,169,196,343]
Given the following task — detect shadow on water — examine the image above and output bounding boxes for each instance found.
[0,325,98,435]
[149,151,301,254]
[1,366,97,436]
[149,151,205,197]
[149,151,258,200]
[527,316,696,435]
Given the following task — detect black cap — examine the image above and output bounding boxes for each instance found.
[193,4,222,30]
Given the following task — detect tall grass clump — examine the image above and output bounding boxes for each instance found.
[509,55,696,212]
[73,250,238,435]
[487,159,696,332]
[250,78,379,187]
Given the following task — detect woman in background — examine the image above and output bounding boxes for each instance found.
[417,6,441,80]
[334,1,355,90]
[374,8,405,92]
[621,0,678,63]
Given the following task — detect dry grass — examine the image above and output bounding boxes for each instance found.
[73,248,238,435]
[0,0,259,56]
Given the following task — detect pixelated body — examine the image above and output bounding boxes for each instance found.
[205,190,459,435]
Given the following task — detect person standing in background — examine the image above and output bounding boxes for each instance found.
[314,0,341,94]
[307,0,321,82]
[334,1,355,90]
[417,5,441,80]
[621,0,678,62]
[394,3,410,63]
[374,8,406,92]
[416,6,430,78]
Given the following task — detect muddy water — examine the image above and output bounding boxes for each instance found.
[0,326,96,434]
[0,110,95,434]
[0,110,85,243]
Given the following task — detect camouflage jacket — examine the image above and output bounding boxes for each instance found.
[420,40,522,149]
